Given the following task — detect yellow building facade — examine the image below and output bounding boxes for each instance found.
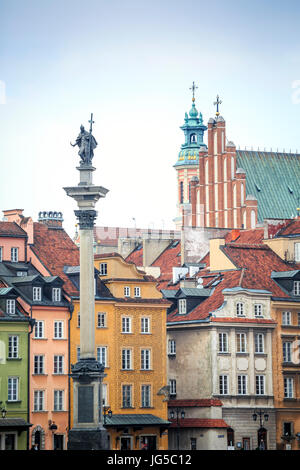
[69,253,170,450]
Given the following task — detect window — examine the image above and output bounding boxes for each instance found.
[16,271,27,277]
[34,390,44,411]
[54,355,64,374]
[254,304,263,317]
[169,379,176,396]
[283,342,292,362]
[219,375,229,395]
[52,288,61,302]
[180,181,184,204]
[293,281,300,296]
[8,336,18,359]
[0,246,2,261]
[77,313,80,328]
[122,385,132,408]
[283,422,293,437]
[6,299,15,315]
[255,333,265,353]
[295,243,300,262]
[190,438,197,450]
[11,247,18,262]
[134,287,141,298]
[190,133,197,143]
[54,321,63,339]
[298,312,300,327]
[8,377,18,401]
[97,312,106,328]
[97,346,107,367]
[124,286,131,297]
[102,383,108,406]
[54,390,64,411]
[237,375,247,395]
[284,377,294,399]
[178,299,187,314]
[34,321,44,339]
[141,385,151,407]
[141,317,150,334]
[141,349,151,370]
[76,347,80,362]
[33,287,42,301]
[122,317,131,333]
[255,375,265,395]
[219,333,228,353]
[99,263,107,276]
[236,302,244,316]
[168,339,176,356]
[34,355,45,374]
[122,349,132,370]
[236,333,247,353]
[282,311,291,325]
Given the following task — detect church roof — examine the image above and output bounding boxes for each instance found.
[236,150,300,221]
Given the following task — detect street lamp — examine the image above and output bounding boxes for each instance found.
[0,407,7,419]
[169,408,185,450]
[103,405,112,425]
[252,409,269,450]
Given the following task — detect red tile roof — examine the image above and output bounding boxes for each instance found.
[225,228,265,245]
[31,222,79,295]
[151,241,181,277]
[275,218,300,237]
[125,246,143,266]
[168,399,222,407]
[211,317,276,324]
[169,418,228,428]
[0,222,27,237]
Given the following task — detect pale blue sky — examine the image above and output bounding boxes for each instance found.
[1,0,300,236]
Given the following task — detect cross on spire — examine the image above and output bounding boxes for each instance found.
[189,81,198,102]
[88,113,94,133]
[214,95,222,116]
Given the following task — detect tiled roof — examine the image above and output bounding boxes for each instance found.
[169,418,228,428]
[0,222,27,237]
[275,218,300,237]
[168,399,222,407]
[224,228,265,245]
[104,414,170,426]
[152,241,181,277]
[236,150,300,221]
[31,222,79,295]
[211,317,276,324]
[125,245,143,266]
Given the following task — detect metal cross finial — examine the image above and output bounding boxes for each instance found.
[189,81,198,102]
[88,113,94,134]
[214,95,222,116]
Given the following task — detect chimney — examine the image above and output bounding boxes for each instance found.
[2,209,24,222]
[38,211,64,229]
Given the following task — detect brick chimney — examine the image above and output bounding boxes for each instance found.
[38,211,64,229]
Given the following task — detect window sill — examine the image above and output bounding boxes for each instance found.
[6,400,22,404]
[254,353,267,356]
[97,327,107,329]
[33,337,47,340]
[32,374,48,376]
[217,352,230,356]
[53,338,67,341]
[140,406,154,409]
[32,410,48,413]
[52,410,68,413]
[7,357,22,361]
[121,407,135,409]
[236,353,249,356]
[283,398,297,402]
[140,369,153,372]
[121,369,134,372]
[53,373,67,376]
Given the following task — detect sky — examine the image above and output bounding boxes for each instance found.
[1,0,300,238]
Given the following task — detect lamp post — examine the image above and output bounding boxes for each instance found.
[252,409,269,450]
[0,407,7,419]
[169,408,185,450]
[103,405,112,425]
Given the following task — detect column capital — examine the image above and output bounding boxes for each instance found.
[74,209,97,229]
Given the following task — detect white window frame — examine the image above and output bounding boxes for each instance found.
[122,317,132,333]
[34,390,45,412]
[236,302,244,316]
[122,384,132,408]
[124,286,131,297]
[236,333,247,353]
[283,341,292,363]
[255,333,265,353]
[134,287,141,298]
[6,299,16,315]
[122,349,132,370]
[141,317,150,334]
[293,281,300,296]
[99,263,107,276]
[178,298,187,314]
[33,287,42,301]
[34,355,45,375]
[54,321,64,339]
[8,377,19,402]
[8,336,19,359]
[218,332,228,353]
[282,311,291,326]
[97,346,107,367]
[0,246,2,262]
[97,312,106,328]
[102,383,108,406]
[295,242,300,262]
[54,390,64,411]
[219,375,229,395]
[168,339,176,356]
[34,321,44,339]
[284,377,294,399]
[169,379,176,396]
[141,349,151,370]
[254,304,263,317]
[76,347,80,362]
[237,375,248,395]
[255,375,265,395]
[53,355,64,374]
[52,288,61,302]
[141,384,151,408]
[11,247,18,262]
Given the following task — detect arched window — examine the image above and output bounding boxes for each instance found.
[241,183,244,206]
[233,185,237,208]
[190,133,197,143]
[205,160,209,184]
[227,428,235,447]
[231,156,235,179]
[180,181,184,204]
[251,210,256,229]
[224,158,227,181]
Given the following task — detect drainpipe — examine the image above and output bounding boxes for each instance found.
[67,299,74,437]
[27,306,35,450]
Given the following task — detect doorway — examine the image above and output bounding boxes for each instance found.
[120,436,132,450]
[257,428,267,450]
[140,435,157,450]
[53,434,64,450]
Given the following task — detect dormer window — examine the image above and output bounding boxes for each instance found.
[52,288,61,302]
[6,299,16,315]
[236,302,244,316]
[100,263,107,276]
[11,247,18,262]
[254,304,263,317]
[178,299,187,314]
[293,281,300,296]
[134,287,141,298]
[33,287,42,301]
[190,133,197,143]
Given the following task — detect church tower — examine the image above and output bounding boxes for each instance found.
[173,83,207,229]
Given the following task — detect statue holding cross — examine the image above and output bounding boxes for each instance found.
[70,113,98,166]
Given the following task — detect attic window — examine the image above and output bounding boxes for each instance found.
[6,299,16,315]
[178,299,187,314]
[236,302,244,316]
[33,287,42,301]
[16,271,27,277]
[99,263,107,276]
[293,281,300,296]
[52,288,61,302]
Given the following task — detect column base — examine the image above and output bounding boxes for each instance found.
[67,428,110,450]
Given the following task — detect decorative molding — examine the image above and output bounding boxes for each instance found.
[74,210,97,229]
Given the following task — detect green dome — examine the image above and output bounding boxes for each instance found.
[189,102,198,118]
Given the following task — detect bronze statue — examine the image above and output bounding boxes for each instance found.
[70,114,97,165]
